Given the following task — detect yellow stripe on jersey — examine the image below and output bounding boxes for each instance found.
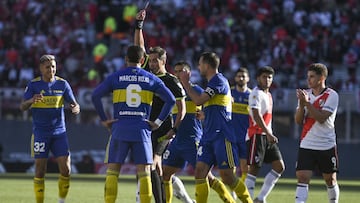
[225,139,235,168]
[104,134,112,163]
[31,134,34,158]
[172,100,201,114]
[232,103,249,115]
[141,55,149,68]
[204,94,231,107]
[112,89,154,105]
[31,96,64,108]
[55,76,66,81]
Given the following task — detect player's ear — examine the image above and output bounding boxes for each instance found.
[140,56,145,64]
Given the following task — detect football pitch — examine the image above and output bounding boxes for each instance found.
[0,173,359,202]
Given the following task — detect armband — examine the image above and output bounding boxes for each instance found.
[135,20,144,29]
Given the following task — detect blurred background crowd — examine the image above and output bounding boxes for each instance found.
[1,0,360,91]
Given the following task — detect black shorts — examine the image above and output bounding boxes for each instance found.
[151,117,172,155]
[247,134,283,168]
[296,147,339,173]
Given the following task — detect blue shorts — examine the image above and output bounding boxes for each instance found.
[236,141,248,159]
[31,132,70,158]
[197,137,239,169]
[162,140,197,169]
[105,136,153,165]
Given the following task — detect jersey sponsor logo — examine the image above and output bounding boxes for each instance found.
[32,96,64,108]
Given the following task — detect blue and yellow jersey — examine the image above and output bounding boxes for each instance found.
[92,67,175,141]
[23,76,77,135]
[172,84,203,148]
[202,73,235,142]
[231,87,251,143]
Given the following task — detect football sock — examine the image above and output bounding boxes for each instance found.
[295,183,308,203]
[230,177,252,203]
[138,171,152,203]
[164,180,172,203]
[327,184,339,203]
[151,169,164,203]
[257,169,281,201]
[104,169,119,203]
[195,178,209,203]
[58,175,70,200]
[34,177,45,203]
[210,177,235,203]
[172,175,193,203]
[245,173,256,198]
[241,172,247,182]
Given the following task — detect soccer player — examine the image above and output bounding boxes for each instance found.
[91,45,175,203]
[179,52,252,203]
[231,67,251,182]
[19,54,80,203]
[231,67,251,200]
[163,61,236,203]
[245,66,285,203]
[135,9,187,203]
[294,63,340,203]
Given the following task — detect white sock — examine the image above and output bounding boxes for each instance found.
[327,184,339,203]
[172,175,193,203]
[135,179,140,203]
[58,198,65,203]
[231,191,237,200]
[245,173,256,198]
[257,169,281,201]
[295,183,308,203]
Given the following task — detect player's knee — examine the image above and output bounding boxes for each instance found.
[324,174,337,186]
[296,172,310,184]
[219,171,235,186]
[273,160,285,174]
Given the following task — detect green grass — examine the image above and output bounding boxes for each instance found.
[0,173,359,202]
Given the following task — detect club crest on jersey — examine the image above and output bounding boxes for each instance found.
[319,99,325,107]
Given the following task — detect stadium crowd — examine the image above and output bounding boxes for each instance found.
[0,0,359,91]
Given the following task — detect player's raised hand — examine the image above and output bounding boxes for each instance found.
[136,9,146,21]
[178,68,191,84]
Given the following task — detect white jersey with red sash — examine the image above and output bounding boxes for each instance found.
[247,86,273,140]
[299,87,338,150]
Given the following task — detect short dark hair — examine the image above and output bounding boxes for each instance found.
[39,54,55,64]
[148,46,166,60]
[256,66,274,77]
[308,63,328,78]
[200,52,220,69]
[127,45,145,63]
[236,67,249,75]
[173,61,191,71]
